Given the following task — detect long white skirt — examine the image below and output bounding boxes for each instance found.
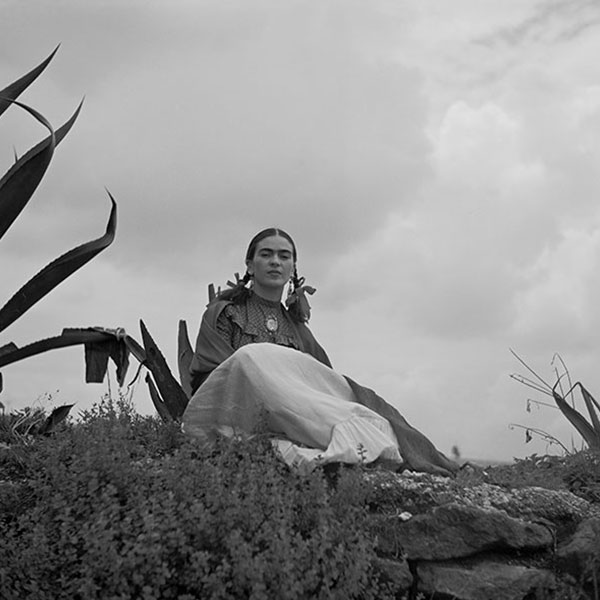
[182,343,403,474]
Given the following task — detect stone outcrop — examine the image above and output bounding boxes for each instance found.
[557,517,600,582]
[373,503,554,560]
[366,469,600,599]
[417,562,557,600]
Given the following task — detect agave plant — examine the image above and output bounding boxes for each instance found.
[510,349,600,451]
[0,48,190,425]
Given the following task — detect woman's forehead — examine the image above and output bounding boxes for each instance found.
[254,235,294,253]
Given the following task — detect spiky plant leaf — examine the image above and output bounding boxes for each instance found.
[177,320,193,399]
[0,46,59,117]
[552,386,600,449]
[145,373,173,422]
[0,100,82,241]
[0,332,108,369]
[0,328,145,392]
[37,403,73,435]
[0,99,55,240]
[0,342,18,357]
[140,320,188,420]
[0,193,116,334]
[85,326,146,365]
[0,329,127,369]
[578,383,600,436]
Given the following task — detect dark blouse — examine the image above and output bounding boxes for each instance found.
[215,292,301,351]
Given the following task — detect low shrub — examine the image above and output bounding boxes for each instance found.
[561,449,600,504]
[0,397,397,599]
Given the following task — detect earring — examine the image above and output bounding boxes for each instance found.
[286,278,294,303]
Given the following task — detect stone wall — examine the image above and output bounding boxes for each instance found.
[365,469,600,599]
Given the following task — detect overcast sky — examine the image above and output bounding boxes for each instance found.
[1,0,600,462]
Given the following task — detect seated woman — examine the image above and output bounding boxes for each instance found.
[183,228,457,476]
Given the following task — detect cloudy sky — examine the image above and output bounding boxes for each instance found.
[1,0,600,462]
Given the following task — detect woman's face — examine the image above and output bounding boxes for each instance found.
[246,235,295,296]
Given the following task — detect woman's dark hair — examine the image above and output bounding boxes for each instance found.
[216,227,309,322]
[245,228,297,262]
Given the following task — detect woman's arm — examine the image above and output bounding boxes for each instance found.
[189,301,236,394]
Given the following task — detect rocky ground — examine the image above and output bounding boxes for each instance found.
[364,451,600,599]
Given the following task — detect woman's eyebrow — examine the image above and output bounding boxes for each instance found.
[258,247,292,254]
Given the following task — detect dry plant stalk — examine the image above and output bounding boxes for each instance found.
[510,349,600,451]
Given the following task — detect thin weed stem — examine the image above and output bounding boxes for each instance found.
[508,423,571,455]
[509,373,553,397]
[510,348,553,392]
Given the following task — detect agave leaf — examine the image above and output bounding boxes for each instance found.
[552,387,600,449]
[0,193,116,334]
[0,333,100,368]
[37,403,74,435]
[0,99,55,240]
[0,100,83,241]
[0,327,144,393]
[577,383,600,435]
[0,46,59,117]
[145,373,173,422]
[87,326,146,365]
[0,342,18,357]
[140,320,188,420]
[0,328,133,369]
[177,320,193,399]
[81,326,144,386]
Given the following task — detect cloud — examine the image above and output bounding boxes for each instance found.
[3,0,600,462]
[512,226,600,352]
[476,0,600,48]
[2,1,430,279]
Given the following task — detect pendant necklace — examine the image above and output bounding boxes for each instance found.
[265,315,279,334]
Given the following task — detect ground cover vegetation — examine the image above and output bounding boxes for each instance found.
[0,396,402,600]
[1,396,600,599]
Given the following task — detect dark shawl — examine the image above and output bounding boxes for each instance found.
[189,299,458,477]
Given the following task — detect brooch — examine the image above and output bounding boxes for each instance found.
[265,316,279,333]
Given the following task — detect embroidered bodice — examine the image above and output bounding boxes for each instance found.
[215,292,300,351]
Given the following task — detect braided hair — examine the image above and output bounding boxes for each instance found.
[286,265,311,323]
[216,228,312,322]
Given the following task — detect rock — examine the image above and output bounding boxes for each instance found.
[365,470,599,523]
[557,517,600,581]
[416,561,556,600]
[371,557,412,591]
[375,503,553,560]
[363,465,600,597]
[483,486,600,523]
[365,470,458,513]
